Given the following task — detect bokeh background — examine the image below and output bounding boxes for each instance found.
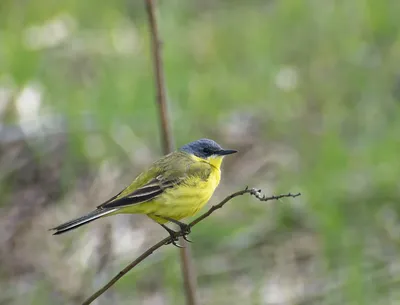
[1,0,400,304]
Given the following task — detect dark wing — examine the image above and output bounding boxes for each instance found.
[99,175,180,209]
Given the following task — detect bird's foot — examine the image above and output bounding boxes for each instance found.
[161,224,184,248]
[158,216,193,245]
[167,234,184,248]
[177,223,192,243]
[161,223,192,247]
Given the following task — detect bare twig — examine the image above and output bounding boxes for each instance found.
[81,188,301,305]
[144,0,197,304]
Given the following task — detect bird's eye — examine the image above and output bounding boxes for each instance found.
[203,148,211,154]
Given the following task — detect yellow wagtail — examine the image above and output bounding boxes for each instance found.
[51,138,237,246]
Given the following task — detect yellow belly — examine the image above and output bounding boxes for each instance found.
[119,167,221,224]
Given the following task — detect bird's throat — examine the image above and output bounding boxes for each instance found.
[191,154,224,171]
[207,156,224,170]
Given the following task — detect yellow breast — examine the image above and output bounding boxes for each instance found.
[143,161,221,223]
[159,165,220,220]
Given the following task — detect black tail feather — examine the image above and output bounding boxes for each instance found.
[51,209,116,235]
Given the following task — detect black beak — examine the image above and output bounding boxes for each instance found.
[217,149,238,156]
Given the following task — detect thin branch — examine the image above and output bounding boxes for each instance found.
[144,0,196,303]
[81,188,301,305]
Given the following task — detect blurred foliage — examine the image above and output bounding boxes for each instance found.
[1,0,400,304]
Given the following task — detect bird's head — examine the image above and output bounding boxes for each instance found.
[179,138,237,168]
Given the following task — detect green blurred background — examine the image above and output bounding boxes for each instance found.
[1,0,400,304]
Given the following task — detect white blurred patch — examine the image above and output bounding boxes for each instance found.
[15,82,43,135]
[24,13,76,50]
[274,66,298,91]
[15,85,41,119]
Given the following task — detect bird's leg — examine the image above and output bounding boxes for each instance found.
[164,217,191,235]
[157,216,192,243]
[160,224,184,248]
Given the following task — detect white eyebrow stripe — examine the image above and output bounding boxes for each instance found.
[210,154,222,158]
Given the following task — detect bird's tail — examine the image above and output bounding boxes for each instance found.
[51,208,117,235]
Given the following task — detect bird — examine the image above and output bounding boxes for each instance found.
[50,138,237,246]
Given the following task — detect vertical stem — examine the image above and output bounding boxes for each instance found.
[180,244,198,305]
[145,0,173,153]
[144,1,198,305]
